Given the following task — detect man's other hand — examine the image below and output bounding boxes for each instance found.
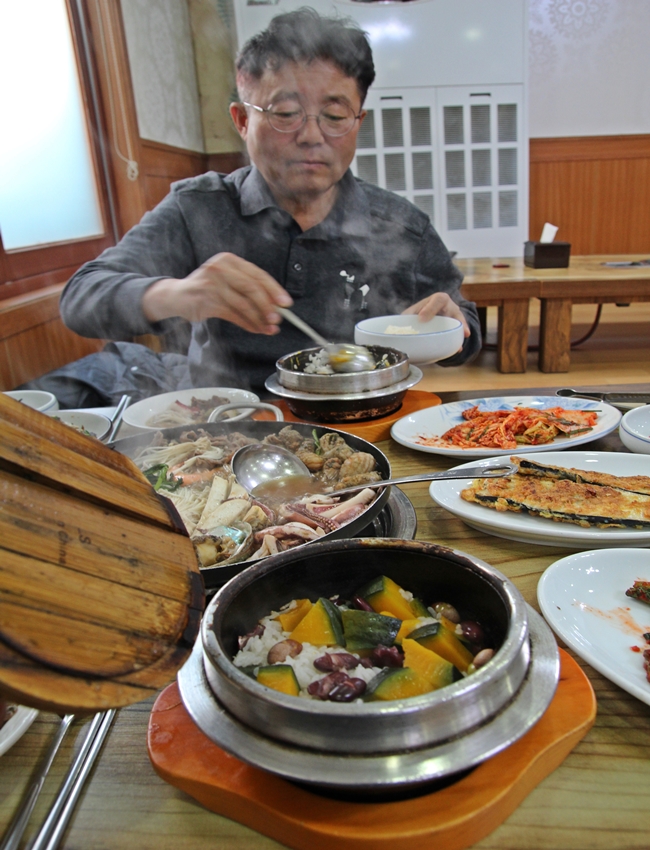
[402,292,470,340]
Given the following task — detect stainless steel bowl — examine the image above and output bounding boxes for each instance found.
[200,539,549,757]
[276,346,410,394]
[265,365,422,423]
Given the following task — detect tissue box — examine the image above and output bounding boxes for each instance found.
[524,241,571,268]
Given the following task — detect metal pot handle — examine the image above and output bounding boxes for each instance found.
[207,402,284,423]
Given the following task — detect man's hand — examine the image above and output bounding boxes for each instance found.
[402,292,470,338]
[142,252,293,334]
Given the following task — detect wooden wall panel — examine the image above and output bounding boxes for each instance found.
[0,285,104,390]
[529,135,650,255]
[140,140,206,209]
[139,142,248,210]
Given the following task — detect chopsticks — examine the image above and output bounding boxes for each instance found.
[28,710,116,850]
[0,711,116,850]
[105,394,132,442]
[0,715,74,850]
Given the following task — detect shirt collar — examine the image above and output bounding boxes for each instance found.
[239,166,372,239]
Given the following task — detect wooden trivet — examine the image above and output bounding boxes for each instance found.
[263,390,441,442]
[148,650,595,850]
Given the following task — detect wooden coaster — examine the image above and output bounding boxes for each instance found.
[148,650,595,850]
[262,390,441,442]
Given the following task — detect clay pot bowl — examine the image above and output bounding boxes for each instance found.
[201,538,534,755]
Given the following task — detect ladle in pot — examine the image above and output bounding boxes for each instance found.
[231,443,518,497]
[277,307,376,373]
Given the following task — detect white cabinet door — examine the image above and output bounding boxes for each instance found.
[352,84,528,259]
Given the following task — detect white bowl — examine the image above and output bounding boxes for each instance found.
[619,405,650,454]
[122,388,260,430]
[355,315,464,365]
[3,390,58,413]
[48,410,112,440]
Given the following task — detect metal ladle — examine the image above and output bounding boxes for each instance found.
[277,307,376,373]
[231,443,518,496]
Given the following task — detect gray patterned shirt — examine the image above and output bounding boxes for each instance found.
[61,166,480,392]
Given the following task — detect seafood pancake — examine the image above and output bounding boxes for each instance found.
[460,475,650,529]
[512,456,650,496]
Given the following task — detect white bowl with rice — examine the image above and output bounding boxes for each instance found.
[355,315,464,365]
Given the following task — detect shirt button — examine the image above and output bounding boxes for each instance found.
[293,263,302,271]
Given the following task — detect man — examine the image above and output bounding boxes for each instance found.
[60,8,481,393]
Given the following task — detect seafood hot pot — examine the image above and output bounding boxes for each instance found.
[179,538,560,793]
[111,420,392,588]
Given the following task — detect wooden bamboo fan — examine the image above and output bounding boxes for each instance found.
[0,393,204,713]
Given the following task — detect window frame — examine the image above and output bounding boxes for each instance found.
[0,0,146,301]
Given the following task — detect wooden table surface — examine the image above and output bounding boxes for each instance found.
[456,254,650,374]
[2,385,650,850]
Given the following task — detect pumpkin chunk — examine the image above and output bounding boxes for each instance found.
[366,667,433,701]
[277,598,312,632]
[289,598,344,647]
[256,664,300,696]
[408,622,474,673]
[402,638,455,688]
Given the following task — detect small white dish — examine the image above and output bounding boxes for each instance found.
[355,315,464,365]
[48,410,112,440]
[429,451,650,549]
[123,388,260,430]
[4,390,58,413]
[0,705,39,756]
[619,405,650,454]
[537,548,650,705]
[391,395,621,458]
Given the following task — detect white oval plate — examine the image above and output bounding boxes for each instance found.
[0,706,38,756]
[537,548,650,705]
[391,395,621,458]
[429,451,650,549]
[122,388,260,429]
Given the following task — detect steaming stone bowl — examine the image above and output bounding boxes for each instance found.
[355,315,464,366]
[275,345,410,395]
[201,537,541,756]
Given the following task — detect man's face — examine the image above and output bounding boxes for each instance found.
[231,60,365,209]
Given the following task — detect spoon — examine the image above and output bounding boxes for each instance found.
[231,443,518,498]
[557,387,650,404]
[277,307,376,373]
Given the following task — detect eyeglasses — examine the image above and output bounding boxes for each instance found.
[242,99,362,137]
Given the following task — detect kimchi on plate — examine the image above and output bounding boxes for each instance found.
[417,405,597,451]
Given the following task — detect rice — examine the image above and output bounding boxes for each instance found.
[302,348,334,375]
[232,609,384,697]
[384,324,418,334]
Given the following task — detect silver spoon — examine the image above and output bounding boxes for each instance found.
[556,387,650,404]
[231,443,518,496]
[277,307,376,373]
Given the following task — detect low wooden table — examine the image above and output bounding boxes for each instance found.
[1,385,649,850]
[457,255,650,374]
[457,257,540,374]
[535,254,650,372]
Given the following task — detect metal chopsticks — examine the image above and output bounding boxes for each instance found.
[28,710,116,850]
[105,394,131,443]
[0,715,75,850]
